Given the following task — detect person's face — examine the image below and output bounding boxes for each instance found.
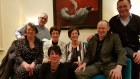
[51,30,60,42]
[49,51,60,63]
[26,26,36,37]
[38,14,48,27]
[70,30,79,42]
[117,0,131,18]
[97,21,110,40]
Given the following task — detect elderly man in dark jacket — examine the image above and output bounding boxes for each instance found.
[75,20,127,79]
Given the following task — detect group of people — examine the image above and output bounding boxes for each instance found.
[0,0,140,79]
[87,0,140,79]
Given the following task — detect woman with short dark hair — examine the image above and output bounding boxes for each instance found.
[40,45,70,79]
[43,26,66,63]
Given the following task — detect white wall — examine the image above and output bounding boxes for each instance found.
[0,0,21,61]
[0,0,140,61]
[102,0,140,21]
[0,0,3,50]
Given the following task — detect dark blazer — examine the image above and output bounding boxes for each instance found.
[0,40,18,79]
[84,33,127,67]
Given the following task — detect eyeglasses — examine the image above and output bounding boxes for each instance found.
[39,17,47,21]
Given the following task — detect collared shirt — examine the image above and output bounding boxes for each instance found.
[35,25,51,40]
[118,13,132,26]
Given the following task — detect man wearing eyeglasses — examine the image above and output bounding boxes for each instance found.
[15,13,51,40]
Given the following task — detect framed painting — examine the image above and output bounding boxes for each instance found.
[53,0,102,29]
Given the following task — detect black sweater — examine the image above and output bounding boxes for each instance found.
[109,14,140,51]
[40,62,70,79]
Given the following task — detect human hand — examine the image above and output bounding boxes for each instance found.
[30,62,35,68]
[21,61,31,72]
[75,63,86,72]
[73,61,81,66]
[133,52,140,64]
[19,35,25,40]
[87,35,93,42]
[109,65,122,79]
[29,62,35,75]
[43,60,50,64]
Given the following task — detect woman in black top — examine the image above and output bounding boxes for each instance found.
[40,45,70,79]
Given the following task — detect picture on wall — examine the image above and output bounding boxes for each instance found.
[53,0,102,29]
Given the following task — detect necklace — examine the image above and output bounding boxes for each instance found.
[29,42,35,48]
[51,69,56,72]
[51,65,59,72]
[30,44,35,48]
[51,62,59,72]
[51,68,57,72]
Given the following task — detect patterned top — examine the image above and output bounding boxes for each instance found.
[15,36,43,65]
[65,42,86,63]
[43,39,66,63]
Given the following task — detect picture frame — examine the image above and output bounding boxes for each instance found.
[53,0,102,29]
